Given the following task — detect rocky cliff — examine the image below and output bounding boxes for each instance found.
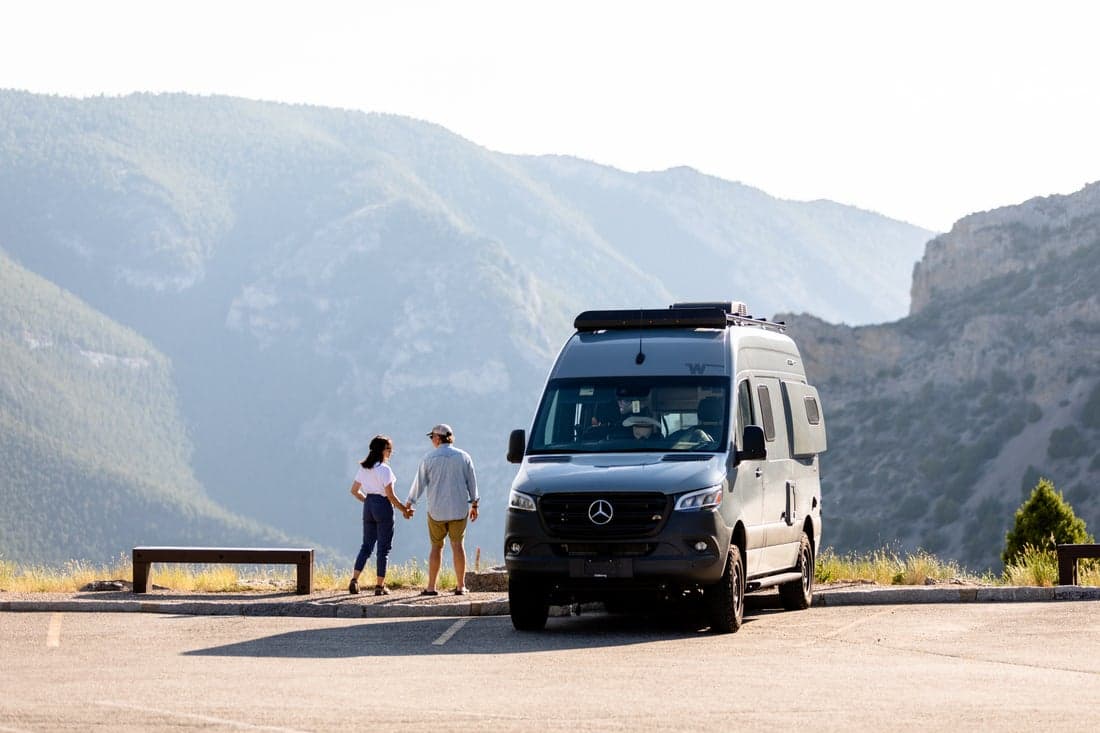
[911,182,1100,313]
[793,182,1100,569]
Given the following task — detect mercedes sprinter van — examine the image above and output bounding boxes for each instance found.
[504,302,826,632]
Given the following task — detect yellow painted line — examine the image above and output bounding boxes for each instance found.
[432,617,471,645]
[95,702,308,732]
[46,613,62,648]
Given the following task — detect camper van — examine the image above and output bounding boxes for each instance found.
[504,302,826,632]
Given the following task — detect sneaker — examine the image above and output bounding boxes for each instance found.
[419,589,439,596]
[453,587,469,596]
[348,579,359,595]
[374,585,390,596]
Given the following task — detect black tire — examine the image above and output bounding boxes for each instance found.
[705,546,745,633]
[509,575,549,631]
[778,532,814,611]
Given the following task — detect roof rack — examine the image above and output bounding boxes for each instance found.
[573,302,786,333]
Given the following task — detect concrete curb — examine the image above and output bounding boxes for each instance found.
[3,586,1099,618]
[0,597,512,618]
[813,585,1100,606]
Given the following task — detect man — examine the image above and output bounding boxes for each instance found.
[406,423,479,595]
[623,415,662,440]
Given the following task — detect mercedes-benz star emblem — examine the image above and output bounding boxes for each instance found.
[588,499,613,525]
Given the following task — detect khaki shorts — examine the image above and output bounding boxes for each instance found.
[428,515,468,547]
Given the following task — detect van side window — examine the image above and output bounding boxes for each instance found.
[737,380,754,433]
[756,384,776,442]
[804,396,821,425]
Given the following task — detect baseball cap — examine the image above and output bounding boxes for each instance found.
[426,423,454,438]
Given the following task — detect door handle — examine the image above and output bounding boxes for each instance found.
[785,481,796,526]
[755,468,763,478]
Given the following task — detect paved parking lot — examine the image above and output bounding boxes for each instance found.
[3,601,1099,731]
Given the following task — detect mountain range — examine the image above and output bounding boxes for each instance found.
[4,89,1094,572]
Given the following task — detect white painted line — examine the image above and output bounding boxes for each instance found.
[45,613,62,648]
[94,701,309,732]
[432,617,471,645]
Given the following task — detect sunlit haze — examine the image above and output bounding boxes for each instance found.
[3,0,1098,231]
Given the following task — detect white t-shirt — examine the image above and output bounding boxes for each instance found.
[355,463,396,496]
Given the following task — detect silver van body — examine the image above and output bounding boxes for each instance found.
[504,302,827,632]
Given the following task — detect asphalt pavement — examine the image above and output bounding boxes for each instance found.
[5,602,1100,731]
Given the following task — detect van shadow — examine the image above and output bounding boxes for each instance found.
[183,596,782,659]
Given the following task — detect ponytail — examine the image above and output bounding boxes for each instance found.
[361,435,392,469]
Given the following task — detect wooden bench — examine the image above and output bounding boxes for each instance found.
[132,547,314,594]
[1056,543,1100,585]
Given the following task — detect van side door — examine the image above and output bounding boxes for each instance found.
[731,377,765,576]
[755,376,798,573]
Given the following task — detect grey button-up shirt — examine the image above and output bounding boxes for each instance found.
[407,444,479,521]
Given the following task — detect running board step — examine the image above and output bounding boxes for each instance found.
[746,571,803,592]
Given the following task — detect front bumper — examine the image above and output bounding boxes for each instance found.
[504,505,731,591]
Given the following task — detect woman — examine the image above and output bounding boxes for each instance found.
[348,435,410,595]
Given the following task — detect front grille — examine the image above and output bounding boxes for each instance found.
[539,492,670,538]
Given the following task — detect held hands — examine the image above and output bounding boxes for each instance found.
[402,503,415,520]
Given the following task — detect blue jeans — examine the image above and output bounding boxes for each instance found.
[354,495,395,577]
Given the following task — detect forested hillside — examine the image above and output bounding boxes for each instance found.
[0,250,301,563]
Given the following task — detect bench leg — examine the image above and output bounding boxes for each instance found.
[1057,553,1077,586]
[296,560,313,595]
[133,560,150,594]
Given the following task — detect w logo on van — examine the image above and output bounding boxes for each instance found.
[685,362,723,375]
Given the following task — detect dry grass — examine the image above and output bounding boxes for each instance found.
[815,547,991,585]
[818,545,1100,587]
[0,554,468,593]
[3,547,1096,592]
[1001,545,1100,587]
[0,555,136,593]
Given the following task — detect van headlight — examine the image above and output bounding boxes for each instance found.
[508,489,537,512]
[674,485,723,511]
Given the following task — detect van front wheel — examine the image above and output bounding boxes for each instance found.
[779,532,814,611]
[705,546,744,633]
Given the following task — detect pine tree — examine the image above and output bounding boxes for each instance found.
[1003,477,1092,566]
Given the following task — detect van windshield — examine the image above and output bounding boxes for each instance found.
[528,377,729,454]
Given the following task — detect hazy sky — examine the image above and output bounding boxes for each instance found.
[2,0,1098,232]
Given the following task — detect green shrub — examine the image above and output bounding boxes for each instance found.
[1048,426,1087,459]
[1003,477,1092,566]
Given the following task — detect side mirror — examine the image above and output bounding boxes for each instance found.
[736,425,767,463]
[507,429,526,464]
